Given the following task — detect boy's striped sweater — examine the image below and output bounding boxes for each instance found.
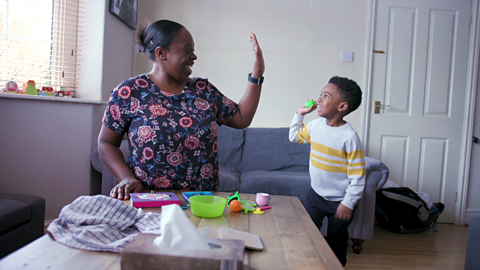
[289,113,366,209]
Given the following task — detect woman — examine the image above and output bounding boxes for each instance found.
[98,20,265,200]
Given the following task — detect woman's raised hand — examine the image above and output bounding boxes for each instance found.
[250,33,265,78]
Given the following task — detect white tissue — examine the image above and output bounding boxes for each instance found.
[153,204,210,250]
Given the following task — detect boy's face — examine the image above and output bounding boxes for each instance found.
[316,83,346,118]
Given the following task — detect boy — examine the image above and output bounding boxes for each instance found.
[289,76,366,266]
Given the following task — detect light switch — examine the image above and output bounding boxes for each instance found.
[342,51,353,62]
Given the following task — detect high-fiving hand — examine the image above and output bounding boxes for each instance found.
[250,33,265,78]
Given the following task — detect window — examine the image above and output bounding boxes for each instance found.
[0,0,84,97]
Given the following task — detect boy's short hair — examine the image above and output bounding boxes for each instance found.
[328,76,362,115]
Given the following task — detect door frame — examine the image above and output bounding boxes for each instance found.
[362,0,480,225]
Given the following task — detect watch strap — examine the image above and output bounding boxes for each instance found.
[248,73,264,85]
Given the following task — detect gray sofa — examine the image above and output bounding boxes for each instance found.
[216,126,312,202]
[90,125,389,253]
[0,193,45,259]
[465,217,480,270]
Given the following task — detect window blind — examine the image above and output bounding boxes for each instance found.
[0,0,85,97]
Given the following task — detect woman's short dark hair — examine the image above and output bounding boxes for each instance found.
[135,19,185,61]
[328,76,362,115]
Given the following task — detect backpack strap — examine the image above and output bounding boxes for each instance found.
[381,190,430,221]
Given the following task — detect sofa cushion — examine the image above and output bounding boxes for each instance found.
[0,193,45,259]
[240,128,310,172]
[218,165,241,192]
[217,125,245,168]
[240,171,311,205]
[0,199,30,234]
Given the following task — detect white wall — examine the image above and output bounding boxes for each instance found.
[101,6,137,102]
[135,0,369,134]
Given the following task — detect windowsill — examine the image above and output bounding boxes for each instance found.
[0,93,106,105]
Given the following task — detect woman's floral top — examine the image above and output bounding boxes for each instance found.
[102,73,239,191]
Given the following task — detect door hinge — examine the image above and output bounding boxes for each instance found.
[455,192,457,202]
[470,15,472,25]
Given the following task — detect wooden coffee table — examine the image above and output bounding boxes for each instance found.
[0,192,342,270]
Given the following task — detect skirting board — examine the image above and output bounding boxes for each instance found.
[465,209,480,224]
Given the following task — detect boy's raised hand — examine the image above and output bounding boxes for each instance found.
[297,99,317,115]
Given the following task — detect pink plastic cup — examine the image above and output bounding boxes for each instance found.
[256,193,270,207]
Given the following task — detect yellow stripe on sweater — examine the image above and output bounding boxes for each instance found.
[311,153,348,165]
[311,158,348,173]
[311,141,347,159]
[348,149,365,161]
[297,126,311,144]
[349,161,366,167]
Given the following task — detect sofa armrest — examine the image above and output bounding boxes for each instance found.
[365,156,390,190]
[90,146,114,195]
[90,146,103,174]
[90,140,129,196]
[466,217,480,270]
[349,156,389,241]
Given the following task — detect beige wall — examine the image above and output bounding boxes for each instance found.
[135,0,370,135]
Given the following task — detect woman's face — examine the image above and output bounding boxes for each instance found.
[161,28,197,82]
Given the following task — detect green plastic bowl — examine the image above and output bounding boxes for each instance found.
[189,195,226,218]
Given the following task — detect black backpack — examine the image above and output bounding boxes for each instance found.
[375,187,445,234]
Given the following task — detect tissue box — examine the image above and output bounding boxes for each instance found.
[130,192,180,208]
[121,233,245,270]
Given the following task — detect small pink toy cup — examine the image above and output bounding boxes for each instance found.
[256,193,270,207]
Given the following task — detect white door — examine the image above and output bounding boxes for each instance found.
[368,0,471,223]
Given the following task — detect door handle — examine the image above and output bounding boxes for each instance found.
[374,101,390,114]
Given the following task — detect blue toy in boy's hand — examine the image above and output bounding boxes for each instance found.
[305,100,316,108]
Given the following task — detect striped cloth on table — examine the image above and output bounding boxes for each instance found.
[47,195,162,253]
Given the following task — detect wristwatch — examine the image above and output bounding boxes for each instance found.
[248,73,264,85]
